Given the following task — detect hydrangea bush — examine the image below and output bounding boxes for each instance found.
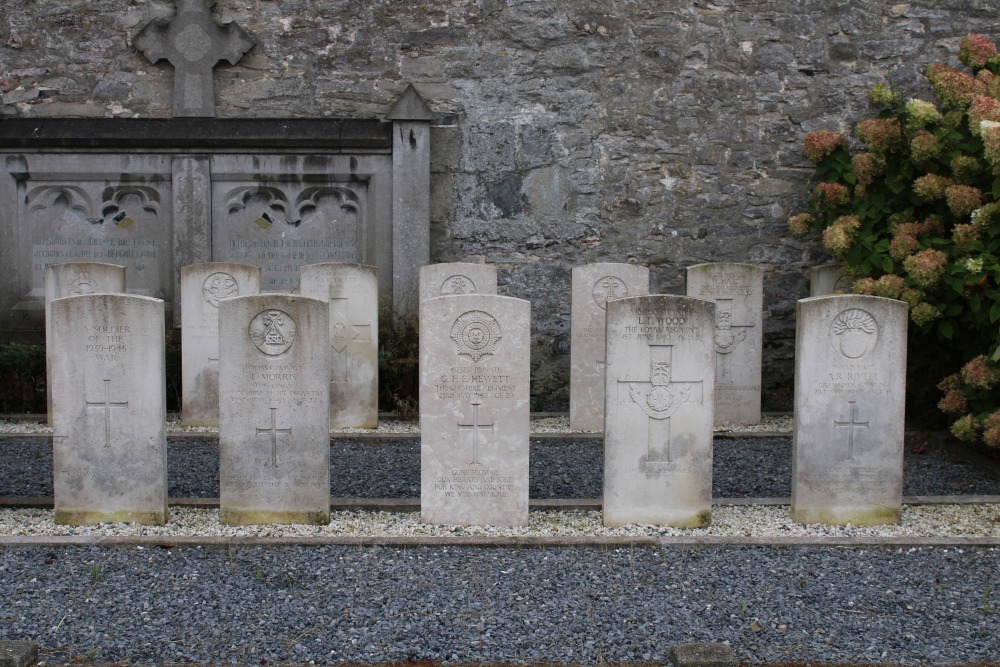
[790,34,1000,448]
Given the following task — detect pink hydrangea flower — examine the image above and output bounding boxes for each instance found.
[821,215,861,257]
[788,213,814,237]
[855,118,903,153]
[951,223,981,254]
[815,182,851,207]
[981,122,1000,173]
[959,34,998,70]
[905,99,943,130]
[852,153,885,185]
[968,95,1000,136]
[903,248,949,288]
[945,184,984,217]
[938,373,962,392]
[972,202,1000,227]
[950,414,980,441]
[960,354,1000,389]
[852,277,878,295]
[909,131,942,164]
[803,131,848,164]
[910,301,942,326]
[871,274,906,298]
[927,63,987,109]
[912,173,954,200]
[869,83,899,108]
[889,233,920,260]
[938,389,970,415]
[900,288,925,308]
[951,155,982,183]
[983,410,1000,449]
[977,69,1000,97]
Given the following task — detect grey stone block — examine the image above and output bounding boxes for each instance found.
[0,641,39,667]
[668,643,738,667]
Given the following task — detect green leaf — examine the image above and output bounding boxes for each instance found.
[938,320,955,339]
[990,301,1000,323]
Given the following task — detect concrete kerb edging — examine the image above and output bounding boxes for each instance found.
[0,641,38,667]
[1,534,998,549]
[5,495,1000,510]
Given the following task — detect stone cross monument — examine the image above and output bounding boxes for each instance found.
[135,0,255,117]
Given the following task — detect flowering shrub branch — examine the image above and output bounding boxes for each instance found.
[790,34,1000,448]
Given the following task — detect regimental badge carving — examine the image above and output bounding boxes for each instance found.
[450,311,502,361]
[592,275,628,309]
[713,310,747,356]
[830,308,879,359]
[70,271,97,295]
[441,275,475,296]
[202,272,239,308]
[249,309,296,356]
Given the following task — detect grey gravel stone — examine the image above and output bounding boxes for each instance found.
[1,436,998,500]
[0,545,996,665]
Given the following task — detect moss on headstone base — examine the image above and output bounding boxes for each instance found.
[790,505,902,527]
[54,508,168,526]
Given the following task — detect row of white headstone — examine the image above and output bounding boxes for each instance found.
[43,260,905,530]
[46,260,764,434]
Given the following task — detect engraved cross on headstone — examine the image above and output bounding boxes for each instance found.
[712,298,754,382]
[617,345,702,463]
[457,399,495,465]
[329,297,371,354]
[834,399,869,461]
[256,406,291,468]
[85,379,129,448]
[135,0,256,117]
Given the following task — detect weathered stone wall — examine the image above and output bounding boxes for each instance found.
[2,0,997,410]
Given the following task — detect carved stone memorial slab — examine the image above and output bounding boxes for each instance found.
[420,294,530,527]
[0,94,431,336]
[810,263,853,297]
[791,295,907,526]
[570,263,650,431]
[219,294,330,525]
[685,262,763,426]
[180,262,260,427]
[418,263,498,302]
[50,294,167,525]
[44,261,126,425]
[603,295,715,528]
[299,263,378,429]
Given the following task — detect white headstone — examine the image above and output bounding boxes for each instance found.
[50,293,166,525]
[570,263,650,431]
[685,262,763,426]
[219,294,331,525]
[791,295,907,526]
[44,262,126,425]
[419,263,498,302]
[298,263,379,429]
[420,294,530,526]
[180,263,261,427]
[810,263,853,297]
[603,295,715,528]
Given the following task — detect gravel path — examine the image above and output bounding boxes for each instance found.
[0,544,997,665]
[2,436,998,499]
[1,431,999,665]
